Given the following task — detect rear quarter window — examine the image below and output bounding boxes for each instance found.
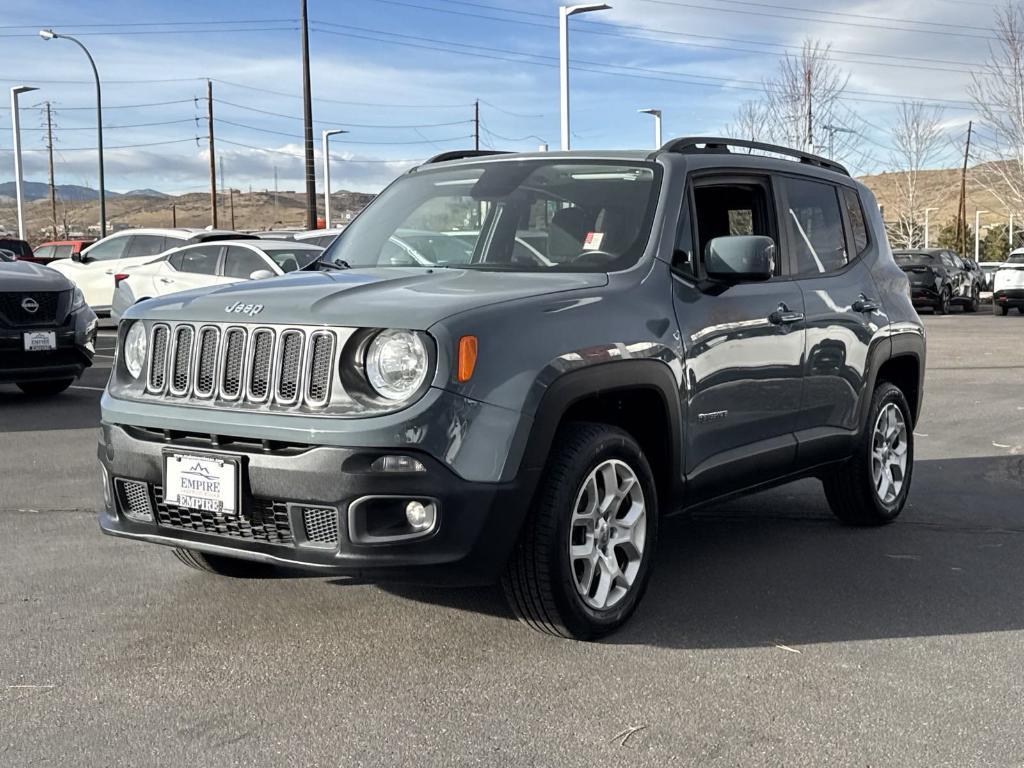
[841,187,869,256]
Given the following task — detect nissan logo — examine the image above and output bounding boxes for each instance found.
[21,297,39,314]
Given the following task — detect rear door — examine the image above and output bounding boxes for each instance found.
[778,176,882,467]
[52,233,131,310]
[158,245,230,295]
[222,246,276,281]
[672,173,806,501]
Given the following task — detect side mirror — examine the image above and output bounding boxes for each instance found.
[71,251,84,263]
[248,269,275,280]
[705,236,775,283]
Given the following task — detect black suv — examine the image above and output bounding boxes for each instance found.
[894,248,982,313]
[99,138,925,639]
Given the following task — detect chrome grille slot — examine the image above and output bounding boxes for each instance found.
[148,324,170,392]
[220,327,247,399]
[193,326,220,398]
[275,330,304,404]
[247,329,275,402]
[305,331,335,406]
[169,325,195,396]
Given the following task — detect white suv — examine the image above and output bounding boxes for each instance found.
[993,249,1024,315]
[49,228,249,315]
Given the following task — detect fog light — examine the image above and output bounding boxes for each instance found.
[405,500,436,531]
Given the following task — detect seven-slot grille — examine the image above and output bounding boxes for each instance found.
[146,323,336,408]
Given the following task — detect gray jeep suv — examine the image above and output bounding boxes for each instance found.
[99,138,925,639]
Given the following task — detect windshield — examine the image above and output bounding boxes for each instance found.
[321,159,662,272]
[1007,253,1024,264]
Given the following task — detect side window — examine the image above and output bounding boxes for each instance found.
[34,246,54,260]
[177,245,221,275]
[124,234,168,259]
[941,253,955,270]
[166,252,183,271]
[841,187,869,256]
[51,244,73,260]
[689,181,778,276]
[780,177,848,275]
[953,255,965,270]
[84,236,129,261]
[223,247,269,278]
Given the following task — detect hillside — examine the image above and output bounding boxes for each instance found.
[0,188,376,243]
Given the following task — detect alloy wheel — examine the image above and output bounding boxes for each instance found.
[568,459,647,611]
[871,403,909,504]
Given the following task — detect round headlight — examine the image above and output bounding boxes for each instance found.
[364,329,428,401]
[124,322,148,380]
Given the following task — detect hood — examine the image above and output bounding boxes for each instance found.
[122,267,608,329]
[0,261,73,292]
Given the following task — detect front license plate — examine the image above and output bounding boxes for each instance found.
[23,331,56,352]
[164,452,239,516]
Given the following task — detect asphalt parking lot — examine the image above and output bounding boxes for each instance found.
[2,314,1023,767]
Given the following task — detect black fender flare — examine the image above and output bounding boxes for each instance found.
[513,359,684,507]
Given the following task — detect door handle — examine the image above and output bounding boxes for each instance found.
[159,278,175,285]
[769,304,804,325]
[853,295,881,313]
[104,269,114,275]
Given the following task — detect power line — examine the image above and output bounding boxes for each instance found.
[210,78,475,109]
[0,26,297,39]
[215,136,425,163]
[3,137,199,152]
[214,100,476,129]
[19,118,200,132]
[0,18,297,29]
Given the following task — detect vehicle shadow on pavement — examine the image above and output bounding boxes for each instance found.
[614,455,1024,648]
[365,456,1024,646]
[0,387,102,431]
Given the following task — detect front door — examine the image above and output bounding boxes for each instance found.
[672,175,806,502]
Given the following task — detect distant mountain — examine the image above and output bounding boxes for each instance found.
[124,188,169,198]
[0,181,122,202]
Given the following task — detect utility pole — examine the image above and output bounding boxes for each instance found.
[956,121,972,257]
[229,188,236,230]
[805,65,814,153]
[171,203,177,227]
[207,79,218,228]
[474,100,480,150]
[273,166,279,225]
[220,156,225,199]
[300,0,317,228]
[45,102,58,238]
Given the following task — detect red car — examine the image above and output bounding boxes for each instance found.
[28,239,95,265]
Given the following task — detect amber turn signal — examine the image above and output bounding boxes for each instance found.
[457,335,478,382]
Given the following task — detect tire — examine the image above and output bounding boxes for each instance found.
[964,286,979,313]
[16,378,74,396]
[172,547,281,578]
[501,422,659,640]
[1018,306,1024,315]
[934,288,951,315]
[822,382,913,526]
[996,304,1010,316]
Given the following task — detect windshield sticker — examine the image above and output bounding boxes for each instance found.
[583,232,605,251]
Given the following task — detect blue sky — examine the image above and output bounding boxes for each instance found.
[0,0,996,194]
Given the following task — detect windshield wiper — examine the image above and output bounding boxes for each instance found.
[304,253,351,271]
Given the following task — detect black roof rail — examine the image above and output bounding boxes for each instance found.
[660,136,850,177]
[424,149,511,164]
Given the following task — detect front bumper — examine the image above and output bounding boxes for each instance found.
[0,310,97,383]
[994,289,1024,307]
[97,423,537,584]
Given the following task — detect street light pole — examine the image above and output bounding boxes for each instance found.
[559,3,611,151]
[39,29,106,237]
[975,209,988,261]
[321,129,348,229]
[821,123,855,159]
[10,85,38,240]
[923,207,939,248]
[638,108,662,148]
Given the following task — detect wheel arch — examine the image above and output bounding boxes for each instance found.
[517,359,684,512]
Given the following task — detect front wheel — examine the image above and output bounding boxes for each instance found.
[996,303,1010,316]
[964,286,979,313]
[823,382,913,526]
[172,548,282,578]
[502,422,659,640]
[935,288,951,315]
[16,378,74,396]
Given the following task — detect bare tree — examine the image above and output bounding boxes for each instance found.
[969,2,1024,213]
[728,39,864,165]
[887,101,947,248]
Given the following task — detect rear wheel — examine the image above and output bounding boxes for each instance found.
[172,548,282,578]
[16,378,74,396]
[1018,306,1024,315]
[964,285,979,313]
[502,422,658,640]
[996,303,1010,316]
[935,288,951,315]
[823,382,913,526]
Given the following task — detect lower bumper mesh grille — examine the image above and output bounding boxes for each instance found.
[154,485,293,544]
